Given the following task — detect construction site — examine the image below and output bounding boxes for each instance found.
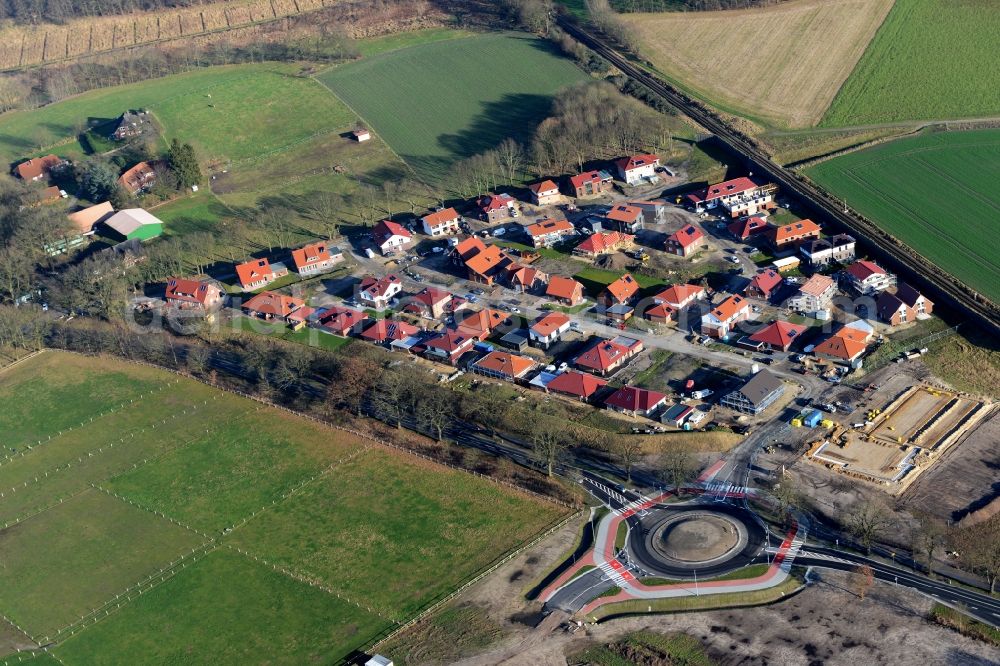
[805,384,994,494]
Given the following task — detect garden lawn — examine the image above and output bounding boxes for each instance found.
[823,0,1000,125]
[317,33,587,185]
[106,409,364,533]
[52,549,389,666]
[573,267,665,297]
[805,129,1000,302]
[0,352,166,449]
[0,64,354,167]
[228,447,568,619]
[0,489,207,638]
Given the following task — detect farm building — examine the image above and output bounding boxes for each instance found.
[352,129,371,142]
[68,201,114,236]
[102,208,163,241]
[720,369,784,415]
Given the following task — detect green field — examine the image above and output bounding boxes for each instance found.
[0,352,567,663]
[805,129,1000,302]
[822,0,1000,126]
[317,33,587,185]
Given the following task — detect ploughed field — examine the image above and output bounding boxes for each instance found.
[805,129,1000,303]
[317,33,588,185]
[0,352,566,664]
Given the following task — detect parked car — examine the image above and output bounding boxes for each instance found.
[494,227,506,236]
[727,256,740,264]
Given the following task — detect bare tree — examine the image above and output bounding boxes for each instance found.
[852,564,874,599]
[951,515,1000,594]
[911,512,946,577]
[847,498,892,554]
[614,437,644,483]
[532,429,569,477]
[372,371,406,428]
[494,138,526,185]
[658,448,697,492]
[305,191,343,240]
[415,388,452,442]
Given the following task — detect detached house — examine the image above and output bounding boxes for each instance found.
[544,370,608,402]
[235,258,286,291]
[529,311,571,348]
[356,274,402,310]
[748,320,806,352]
[568,170,613,198]
[599,273,640,309]
[402,286,454,319]
[291,241,340,276]
[604,386,668,418]
[770,219,821,250]
[527,180,561,206]
[615,154,659,185]
[604,204,644,234]
[455,237,515,285]
[525,218,574,248]
[242,291,305,325]
[478,193,517,223]
[645,283,705,324]
[371,220,413,256]
[360,319,421,345]
[546,275,585,307]
[701,294,750,339]
[728,213,769,241]
[787,274,836,316]
[317,306,366,336]
[118,161,157,195]
[471,352,537,383]
[687,176,777,218]
[509,265,548,293]
[876,283,933,326]
[745,269,783,301]
[800,234,856,267]
[424,329,476,364]
[843,260,895,295]
[813,326,869,366]
[421,208,461,236]
[456,308,509,340]
[15,154,63,182]
[575,336,643,376]
[665,224,707,257]
[573,231,634,258]
[720,370,784,415]
[164,278,223,314]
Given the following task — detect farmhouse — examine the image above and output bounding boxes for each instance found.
[687,176,777,217]
[728,213,769,240]
[525,218,574,247]
[357,274,402,310]
[720,370,784,415]
[786,274,836,316]
[745,269,783,301]
[371,220,413,256]
[604,204,644,234]
[421,208,461,236]
[317,306,366,336]
[813,326,869,365]
[291,241,340,276]
[118,161,157,195]
[575,336,643,376]
[509,265,548,293]
[799,234,856,267]
[423,329,476,364]
[748,320,806,352]
[242,291,305,324]
[471,352,537,383]
[546,275,585,307]
[103,208,163,241]
[844,260,895,295]
[573,231,634,258]
[770,219,822,249]
[665,224,707,257]
[235,258,286,291]
[402,286,454,319]
[701,294,750,339]
[599,273,640,308]
[529,311,571,348]
[164,278,223,313]
[15,154,63,181]
[615,154,659,185]
[604,385,668,418]
[478,193,517,223]
[544,370,608,401]
[110,111,152,140]
[568,170,613,198]
[68,201,114,236]
[876,283,933,326]
[528,180,561,206]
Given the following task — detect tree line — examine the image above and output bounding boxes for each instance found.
[608,0,787,11]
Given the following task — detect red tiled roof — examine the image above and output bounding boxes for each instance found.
[510,265,546,288]
[748,269,783,297]
[528,180,558,195]
[15,154,62,181]
[604,385,668,412]
[772,219,821,243]
[318,306,366,334]
[728,214,768,239]
[576,337,638,373]
[709,295,748,322]
[410,286,451,307]
[117,161,156,194]
[360,319,420,342]
[603,273,639,303]
[546,275,583,301]
[687,176,765,204]
[644,302,676,320]
[575,231,633,255]
[235,258,273,287]
[546,370,607,399]
[457,308,508,337]
[814,327,867,361]
[291,241,331,271]
[569,170,609,189]
[525,218,573,238]
[472,351,536,378]
[455,236,487,260]
[845,260,886,282]
[667,224,705,248]
[749,320,806,349]
[165,278,220,306]
[422,207,459,228]
[242,291,304,318]
[425,328,474,353]
[605,204,642,224]
[531,312,570,337]
[479,193,515,212]
[615,154,659,172]
[464,245,513,280]
[359,274,402,299]
[654,283,704,308]
[372,219,411,243]
[798,274,835,297]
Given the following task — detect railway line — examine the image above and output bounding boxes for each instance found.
[556,17,1000,335]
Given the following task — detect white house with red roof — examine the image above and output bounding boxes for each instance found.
[615,154,659,185]
[645,283,705,323]
[568,170,613,198]
[604,385,668,418]
[478,193,517,223]
[529,311,571,348]
[235,258,287,291]
[843,260,895,295]
[164,277,223,313]
[421,208,461,236]
[665,224,707,257]
[291,241,341,276]
[701,294,751,339]
[524,218,574,248]
[575,336,643,376]
[527,180,561,206]
[687,176,777,217]
[356,274,402,310]
[546,275,585,307]
[371,220,413,256]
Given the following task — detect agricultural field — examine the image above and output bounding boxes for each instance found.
[623,0,894,127]
[805,129,1000,303]
[0,352,568,664]
[822,0,1000,126]
[317,33,588,185]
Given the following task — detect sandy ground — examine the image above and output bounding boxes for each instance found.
[437,512,999,666]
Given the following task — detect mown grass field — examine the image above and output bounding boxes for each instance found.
[805,129,1000,303]
[624,0,893,127]
[316,33,587,185]
[822,0,1000,126]
[0,352,567,663]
